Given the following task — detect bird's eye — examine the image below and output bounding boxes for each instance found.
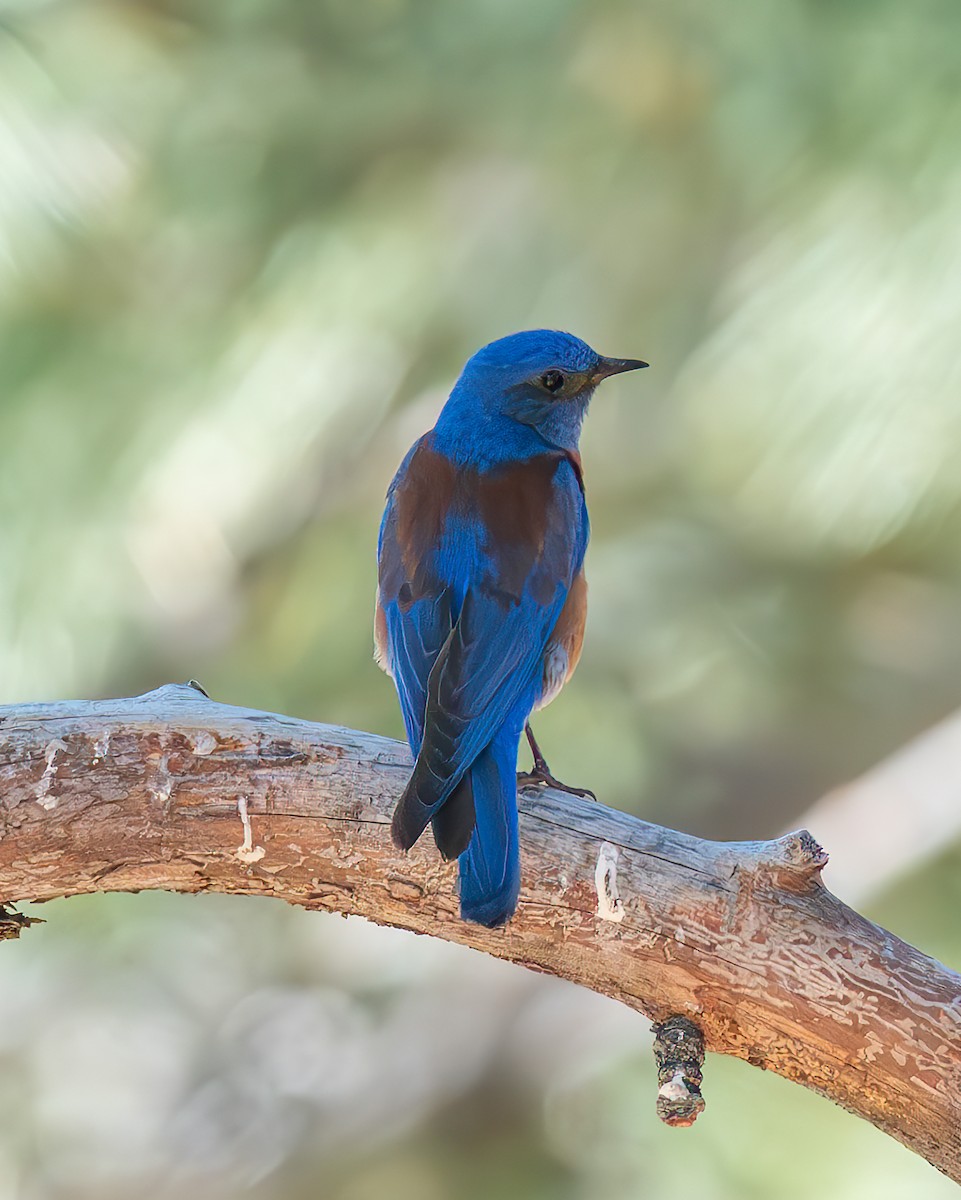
[540,370,566,394]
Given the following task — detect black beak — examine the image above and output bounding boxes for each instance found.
[592,356,650,382]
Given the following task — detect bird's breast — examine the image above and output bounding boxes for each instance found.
[535,568,587,709]
[373,593,391,675]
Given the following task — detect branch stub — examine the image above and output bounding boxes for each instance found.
[652,1015,706,1128]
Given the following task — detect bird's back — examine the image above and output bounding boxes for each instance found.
[378,432,586,630]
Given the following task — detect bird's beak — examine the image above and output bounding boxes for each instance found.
[591,356,650,382]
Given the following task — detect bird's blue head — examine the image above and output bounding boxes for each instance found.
[433,329,648,464]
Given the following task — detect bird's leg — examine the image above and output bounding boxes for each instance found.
[517,723,596,801]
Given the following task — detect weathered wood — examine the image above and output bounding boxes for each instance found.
[0,684,959,1179]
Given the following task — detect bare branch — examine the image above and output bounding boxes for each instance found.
[1,685,959,1180]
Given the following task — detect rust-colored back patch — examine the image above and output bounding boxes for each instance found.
[476,455,564,605]
[380,441,457,609]
[381,439,581,610]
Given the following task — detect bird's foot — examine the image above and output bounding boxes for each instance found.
[518,722,597,800]
[516,765,596,802]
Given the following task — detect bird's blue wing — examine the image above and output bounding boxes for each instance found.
[380,593,451,751]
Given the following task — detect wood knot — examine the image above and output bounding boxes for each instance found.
[762,829,829,892]
[651,1015,706,1128]
[137,682,212,705]
[780,829,828,870]
[386,876,424,902]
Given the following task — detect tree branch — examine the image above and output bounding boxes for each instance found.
[1,685,959,1179]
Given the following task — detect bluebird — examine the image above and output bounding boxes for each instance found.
[375,330,647,927]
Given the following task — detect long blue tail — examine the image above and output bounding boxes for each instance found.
[457,726,520,927]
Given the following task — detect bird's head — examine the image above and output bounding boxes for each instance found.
[445,330,648,454]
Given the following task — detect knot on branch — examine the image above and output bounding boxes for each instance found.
[759,829,828,893]
[652,1015,706,1128]
[146,681,211,703]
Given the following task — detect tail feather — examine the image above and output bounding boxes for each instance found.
[430,777,475,861]
[390,779,434,851]
[457,731,520,927]
[391,766,466,853]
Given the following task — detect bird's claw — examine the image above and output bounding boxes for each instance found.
[519,722,597,800]
[516,768,597,802]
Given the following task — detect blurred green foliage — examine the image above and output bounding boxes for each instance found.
[1,0,960,1196]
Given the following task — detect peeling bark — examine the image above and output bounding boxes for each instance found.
[0,685,959,1179]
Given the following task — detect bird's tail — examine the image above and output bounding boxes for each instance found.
[456,726,521,928]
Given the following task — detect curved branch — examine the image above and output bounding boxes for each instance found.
[1,685,959,1179]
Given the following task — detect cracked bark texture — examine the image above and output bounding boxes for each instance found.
[1,684,959,1180]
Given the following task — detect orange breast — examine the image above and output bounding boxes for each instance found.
[536,569,587,709]
[373,593,391,675]
[555,569,587,678]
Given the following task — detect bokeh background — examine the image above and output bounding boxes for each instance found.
[2,0,961,1196]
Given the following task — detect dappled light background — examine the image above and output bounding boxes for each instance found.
[2,1,961,1197]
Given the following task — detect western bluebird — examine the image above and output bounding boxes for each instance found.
[375,330,647,926]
